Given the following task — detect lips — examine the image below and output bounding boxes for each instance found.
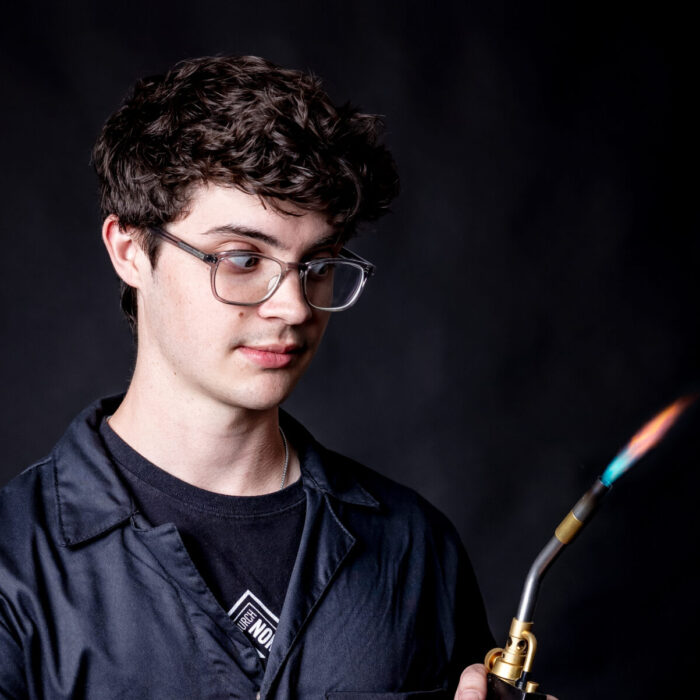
[237,344,303,369]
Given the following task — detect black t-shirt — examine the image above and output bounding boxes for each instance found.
[99,419,306,663]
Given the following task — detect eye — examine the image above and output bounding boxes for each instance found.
[307,259,333,280]
[221,252,263,272]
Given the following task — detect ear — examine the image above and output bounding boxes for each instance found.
[101,215,149,288]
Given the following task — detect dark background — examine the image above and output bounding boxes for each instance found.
[1,3,698,699]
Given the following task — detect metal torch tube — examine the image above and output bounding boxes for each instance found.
[516,536,565,622]
[515,478,610,623]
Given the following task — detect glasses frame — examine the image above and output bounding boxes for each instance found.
[149,226,376,312]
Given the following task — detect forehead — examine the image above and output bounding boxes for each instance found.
[173,184,337,252]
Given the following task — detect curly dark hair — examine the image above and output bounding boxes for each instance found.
[92,55,399,330]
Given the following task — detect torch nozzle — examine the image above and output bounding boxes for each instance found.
[516,478,609,623]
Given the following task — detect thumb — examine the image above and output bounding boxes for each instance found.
[454,663,487,700]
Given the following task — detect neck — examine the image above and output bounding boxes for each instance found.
[109,362,299,496]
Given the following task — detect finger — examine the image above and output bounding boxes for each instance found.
[455,663,487,700]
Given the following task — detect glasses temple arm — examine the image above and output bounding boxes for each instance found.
[150,227,217,264]
[340,247,376,275]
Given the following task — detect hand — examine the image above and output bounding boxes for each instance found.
[454,663,559,700]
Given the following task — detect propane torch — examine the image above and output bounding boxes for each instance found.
[483,396,694,700]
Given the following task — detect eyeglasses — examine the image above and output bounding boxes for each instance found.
[149,227,375,312]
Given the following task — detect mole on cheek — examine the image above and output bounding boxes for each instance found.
[239,312,244,318]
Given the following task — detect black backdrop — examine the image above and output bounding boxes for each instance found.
[1,3,698,699]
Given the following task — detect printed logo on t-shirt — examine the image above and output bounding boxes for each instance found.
[228,590,279,659]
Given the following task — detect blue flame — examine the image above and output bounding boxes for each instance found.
[601,449,633,487]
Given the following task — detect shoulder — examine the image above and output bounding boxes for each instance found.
[0,457,57,578]
[287,411,455,527]
[0,456,54,525]
[336,448,450,516]
[318,444,465,555]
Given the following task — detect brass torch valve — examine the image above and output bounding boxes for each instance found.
[485,618,542,696]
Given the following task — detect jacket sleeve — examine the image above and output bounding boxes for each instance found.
[447,541,497,693]
[0,600,27,699]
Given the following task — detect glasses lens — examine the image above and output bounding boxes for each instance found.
[304,260,365,310]
[214,253,285,304]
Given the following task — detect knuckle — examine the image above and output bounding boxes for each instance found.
[459,662,485,680]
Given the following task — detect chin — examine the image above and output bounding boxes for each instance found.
[223,380,300,412]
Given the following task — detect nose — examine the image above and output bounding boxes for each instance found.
[257,269,313,325]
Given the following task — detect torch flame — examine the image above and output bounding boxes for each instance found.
[626,396,693,460]
[601,396,695,486]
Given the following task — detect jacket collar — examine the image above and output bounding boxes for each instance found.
[53,396,379,548]
[281,410,379,509]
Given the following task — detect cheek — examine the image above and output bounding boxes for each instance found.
[309,312,331,346]
[146,269,224,345]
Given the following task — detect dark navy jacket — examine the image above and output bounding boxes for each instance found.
[0,397,493,699]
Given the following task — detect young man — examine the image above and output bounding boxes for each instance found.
[0,55,509,699]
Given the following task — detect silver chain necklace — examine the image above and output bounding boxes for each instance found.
[279,426,289,490]
[107,415,290,491]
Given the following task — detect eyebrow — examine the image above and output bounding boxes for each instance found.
[200,224,340,253]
